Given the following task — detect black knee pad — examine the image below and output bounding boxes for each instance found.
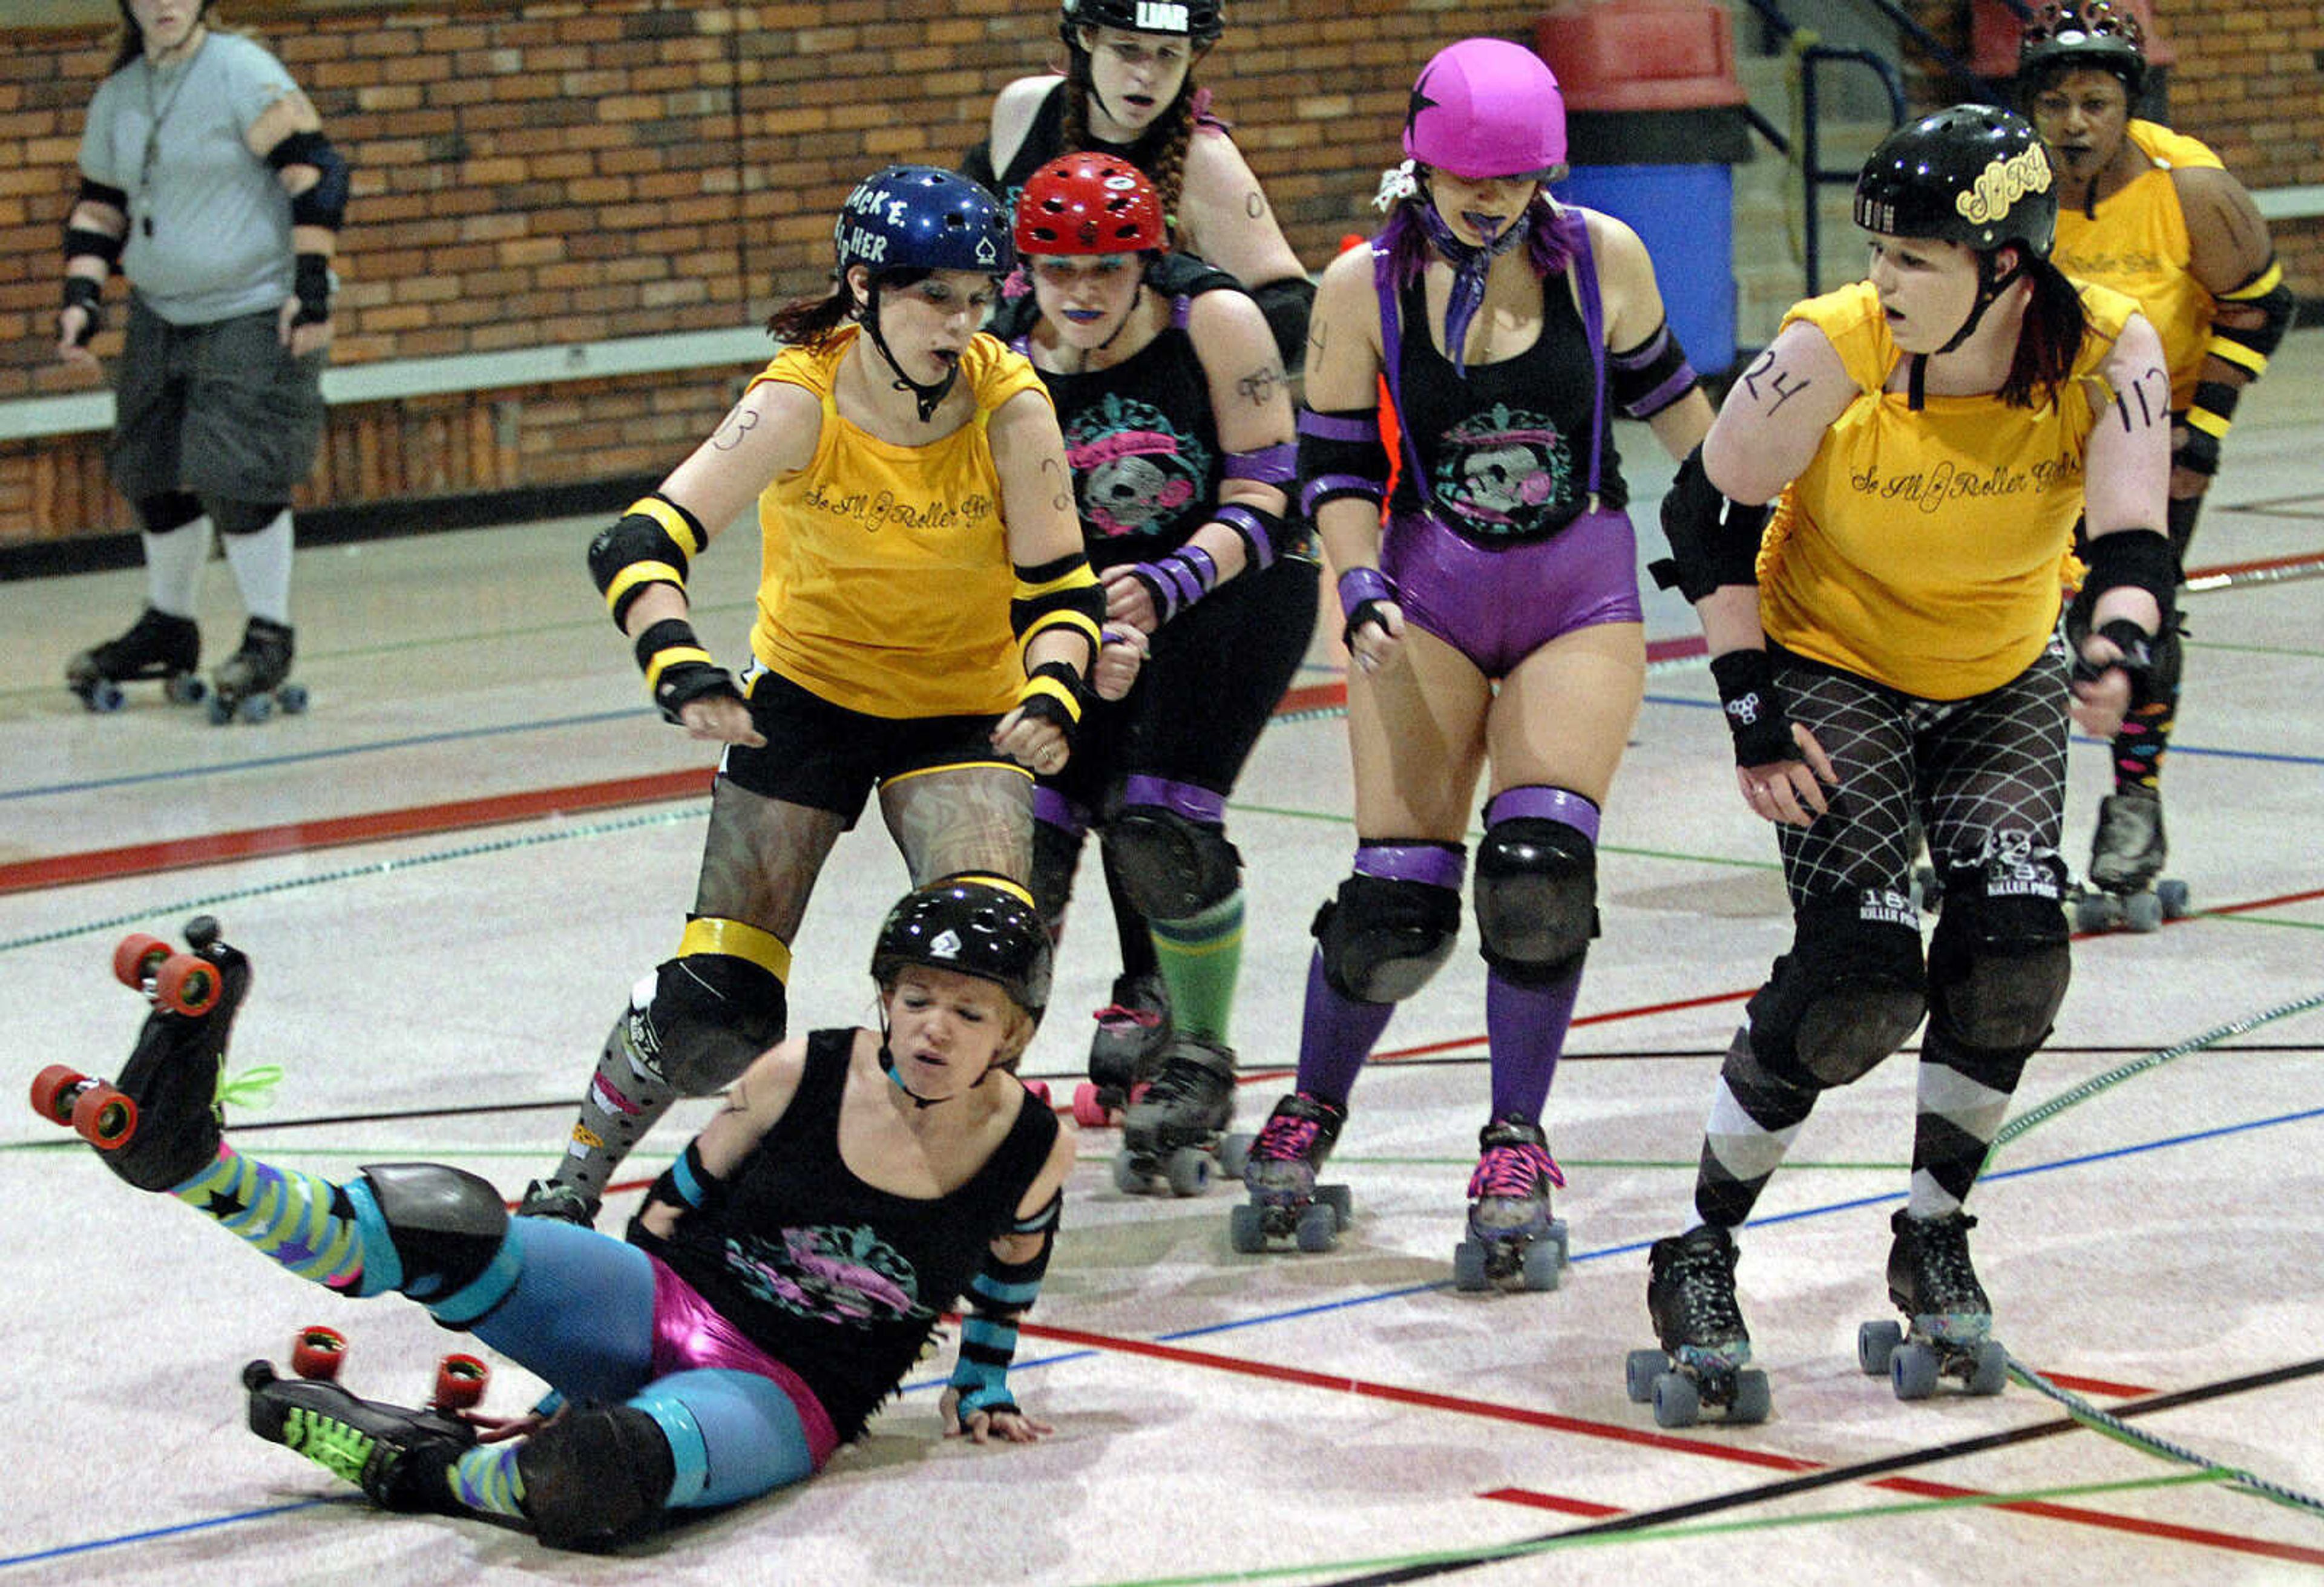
[1102,802,1241,921]
[1473,817,1597,986]
[206,498,287,537]
[1313,871,1462,1004]
[1029,817,1083,942]
[1927,869,2071,1055]
[516,1403,677,1553]
[648,952,788,1095]
[137,491,204,534]
[1748,893,1928,1088]
[355,1162,511,1306]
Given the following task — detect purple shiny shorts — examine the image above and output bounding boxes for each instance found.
[1380,506,1643,680]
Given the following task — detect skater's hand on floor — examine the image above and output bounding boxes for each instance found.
[941,1387,1054,1445]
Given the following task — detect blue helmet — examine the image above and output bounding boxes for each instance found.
[833,165,1014,283]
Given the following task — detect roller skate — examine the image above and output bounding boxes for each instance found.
[1071,970,1172,1127]
[64,606,206,713]
[516,1177,599,1226]
[208,616,309,724]
[29,915,252,1190]
[2069,790,2188,933]
[1626,1223,1771,1427]
[1229,1091,1351,1254]
[1451,1116,1569,1292]
[1114,1036,1236,1197]
[1856,1209,2009,1399]
[243,1323,485,1513]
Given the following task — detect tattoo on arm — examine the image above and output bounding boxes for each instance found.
[1042,454,1072,514]
[1235,364,1283,407]
[1244,188,1267,220]
[2113,363,2170,432]
[710,402,760,453]
[1737,347,1812,414]
[717,1075,750,1117]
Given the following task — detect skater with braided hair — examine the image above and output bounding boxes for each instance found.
[44,878,1075,1552]
[1630,106,2173,1428]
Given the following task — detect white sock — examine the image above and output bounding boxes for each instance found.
[142,517,214,618]
[220,509,295,626]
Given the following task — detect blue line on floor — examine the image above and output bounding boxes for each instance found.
[0,1498,338,1570]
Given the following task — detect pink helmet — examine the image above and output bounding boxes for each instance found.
[1401,38,1567,182]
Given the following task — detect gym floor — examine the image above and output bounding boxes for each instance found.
[3,332,2320,1585]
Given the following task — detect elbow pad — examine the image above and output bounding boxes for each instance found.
[1609,318,1702,419]
[1010,552,1105,661]
[268,130,350,231]
[2207,258,2296,373]
[1297,407,1388,519]
[1650,444,1771,603]
[589,494,708,628]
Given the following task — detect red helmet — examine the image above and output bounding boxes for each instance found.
[1013,153,1167,257]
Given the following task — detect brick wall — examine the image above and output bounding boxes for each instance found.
[2,0,2316,546]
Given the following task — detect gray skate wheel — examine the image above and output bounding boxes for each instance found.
[1164,1146,1212,1198]
[1546,1217,1571,1268]
[91,680,125,712]
[1451,1239,1491,1291]
[1968,1340,2008,1396]
[1728,1369,1772,1424]
[2156,879,2190,918]
[1111,1150,1148,1196]
[1293,1200,1338,1253]
[1625,1349,1664,1404]
[1518,1238,1561,1292]
[1891,1342,1940,1401]
[2073,891,2122,932]
[238,693,274,725]
[277,682,309,715]
[1652,1372,1701,1428]
[1857,1319,1903,1376]
[1319,1183,1353,1228]
[1229,1202,1267,1254]
[1216,1131,1251,1179]
[2124,891,2164,932]
[206,694,234,725]
[166,674,206,706]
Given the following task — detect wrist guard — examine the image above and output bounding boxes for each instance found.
[291,253,332,328]
[1709,649,1797,768]
[644,1141,729,1221]
[947,1189,1060,1426]
[1337,565,1397,650]
[633,617,740,722]
[61,276,103,345]
[1131,545,1219,625]
[1014,658,1085,742]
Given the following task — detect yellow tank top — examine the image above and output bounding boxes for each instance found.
[2051,120,2224,410]
[746,329,1050,719]
[1758,280,2139,701]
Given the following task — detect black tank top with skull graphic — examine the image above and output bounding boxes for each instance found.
[1387,269,1629,545]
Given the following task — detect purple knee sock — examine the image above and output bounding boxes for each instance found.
[1486,965,1581,1121]
[1295,947,1394,1105]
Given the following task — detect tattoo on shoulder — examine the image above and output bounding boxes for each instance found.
[709,401,760,453]
[2113,362,2170,433]
[1737,347,1811,414]
[1235,364,1284,407]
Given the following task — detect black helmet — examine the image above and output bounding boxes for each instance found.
[2018,1,2148,99]
[1853,105,2058,259]
[1059,0,1226,50]
[870,875,1052,1021]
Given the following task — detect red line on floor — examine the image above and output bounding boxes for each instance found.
[1479,1487,1627,1518]
[1874,1476,2324,1566]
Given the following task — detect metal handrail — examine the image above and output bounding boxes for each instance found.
[1799,44,1907,295]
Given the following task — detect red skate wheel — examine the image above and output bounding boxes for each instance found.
[1071,1082,1111,1129]
[71,1081,138,1148]
[154,953,222,1016]
[433,1352,490,1411]
[291,1326,349,1381]
[30,1064,88,1125]
[113,934,171,990]
[1023,1079,1052,1107]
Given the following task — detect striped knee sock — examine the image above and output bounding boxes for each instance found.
[449,1442,528,1521]
[1150,892,1244,1043]
[169,1144,369,1291]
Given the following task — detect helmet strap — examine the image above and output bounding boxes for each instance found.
[859,282,959,423]
[1914,247,2027,409]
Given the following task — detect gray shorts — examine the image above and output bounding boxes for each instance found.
[107,294,327,505]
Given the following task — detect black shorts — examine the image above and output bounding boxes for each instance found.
[107,295,327,505]
[721,662,1016,823]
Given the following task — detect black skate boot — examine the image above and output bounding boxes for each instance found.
[1627,1223,1770,1427]
[65,606,205,713]
[1229,1091,1351,1254]
[209,616,307,724]
[1075,970,1172,1125]
[516,1178,599,1226]
[2072,789,2187,932]
[1857,1208,2009,1399]
[1114,1036,1236,1197]
[243,1359,474,1513]
[1451,1116,1568,1292]
[30,916,252,1190]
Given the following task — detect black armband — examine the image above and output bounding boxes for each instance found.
[1298,407,1390,520]
[1249,273,1317,375]
[1651,443,1772,602]
[269,129,351,231]
[64,225,122,270]
[1708,649,1797,769]
[1609,318,1701,419]
[645,1140,730,1219]
[632,616,740,721]
[61,275,103,345]
[1009,552,1105,664]
[290,253,332,327]
[589,494,709,627]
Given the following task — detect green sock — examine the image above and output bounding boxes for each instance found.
[1150,892,1244,1043]
[171,1144,367,1291]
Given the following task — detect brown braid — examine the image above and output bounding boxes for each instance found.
[1065,79,1198,239]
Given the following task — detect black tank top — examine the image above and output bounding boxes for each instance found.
[636,1029,1059,1441]
[1387,270,1629,543]
[976,82,1179,214]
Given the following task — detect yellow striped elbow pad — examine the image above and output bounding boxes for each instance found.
[589,494,711,627]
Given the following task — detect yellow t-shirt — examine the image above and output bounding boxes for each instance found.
[746,328,1050,719]
[2051,120,2225,410]
[1758,280,2140,701]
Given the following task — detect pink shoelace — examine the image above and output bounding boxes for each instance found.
[1468,1140,1565,1200]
